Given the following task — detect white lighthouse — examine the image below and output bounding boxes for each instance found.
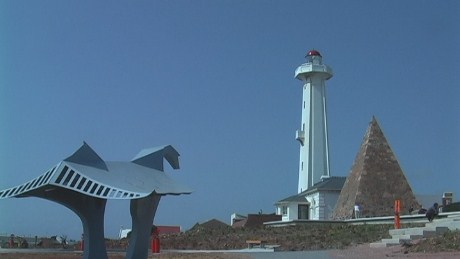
[295,50,333,193]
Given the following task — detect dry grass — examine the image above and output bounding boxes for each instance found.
[160,223,395,251]
[406,230,460,253]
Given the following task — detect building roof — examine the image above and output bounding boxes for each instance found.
[232,213,281,228]
[332,117,420,219]
[276,192,309,204]
[276,176,346,204]
[0,142,192,201]
[189,219,229,232]
[304,176,346,195]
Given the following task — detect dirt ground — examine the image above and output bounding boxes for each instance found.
[0,251,250,259]
[330,244,460,258]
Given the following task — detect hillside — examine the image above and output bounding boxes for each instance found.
[161,223,460,253]
[160,223,394,251]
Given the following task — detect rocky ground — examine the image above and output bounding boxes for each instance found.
[405,230,460,253]
[160,223,398,250]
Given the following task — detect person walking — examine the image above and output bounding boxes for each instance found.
[354,204,361,219]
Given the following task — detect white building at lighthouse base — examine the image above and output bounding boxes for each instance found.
[275,176,345,221]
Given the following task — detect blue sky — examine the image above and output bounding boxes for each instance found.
[0,1,459,239]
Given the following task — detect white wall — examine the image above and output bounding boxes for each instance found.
[288,203,299,221]
[277,203,307,221]
[323,191,341,220]
[305,190,341,220]
[277,191,342,221]
[306,192,320,220]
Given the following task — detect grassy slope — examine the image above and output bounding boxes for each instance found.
[160,223,394,251]
[161,223,460,252]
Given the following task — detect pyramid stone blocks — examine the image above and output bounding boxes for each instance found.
[333,117,420,219]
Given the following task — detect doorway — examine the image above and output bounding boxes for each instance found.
[298,204,309,219]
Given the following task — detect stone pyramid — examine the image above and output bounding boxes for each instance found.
[333,116,420,219]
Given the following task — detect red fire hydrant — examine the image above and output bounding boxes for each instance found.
[151,226,160,253]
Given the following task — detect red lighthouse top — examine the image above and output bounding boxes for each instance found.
[307,50,322,57]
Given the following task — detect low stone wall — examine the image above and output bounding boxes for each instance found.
[264,212,460,227]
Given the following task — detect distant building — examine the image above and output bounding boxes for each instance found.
[230,213,247,226]
[119,226,181,239]
[189,219,229,231]
[231,213,281,228]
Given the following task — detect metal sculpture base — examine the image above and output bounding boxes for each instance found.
[40,188,161,259]
[126,193,161,259]
[38,188,108,259]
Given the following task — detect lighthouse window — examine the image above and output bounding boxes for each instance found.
[303,101,305,109]
[301,162,304,171]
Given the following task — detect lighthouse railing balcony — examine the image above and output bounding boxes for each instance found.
[296,130,305,145]
[295,63,333,80]
[295,63,312,76]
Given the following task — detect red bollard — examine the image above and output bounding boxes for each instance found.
[80,234,84,251]
[394,199,401,229]
[9,234,15,248]
[152,236,160,253]
[151,228,160,253]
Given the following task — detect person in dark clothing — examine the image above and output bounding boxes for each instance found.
[426,203,439,222]
[418,208,427,214]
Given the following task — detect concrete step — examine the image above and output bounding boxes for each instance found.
[424,226,450,233]
[390,234,423,240]
[444,217,459,222]
[442,222,460,231]
[372,226,450,249]
[371,219,458,249]
[389,228,406,236]
[389,226,449,237]
[426,221,460,230]
[370,236,422,248]
[447,213,460,218]
[433,216,460,222]
[389,227,428,236]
